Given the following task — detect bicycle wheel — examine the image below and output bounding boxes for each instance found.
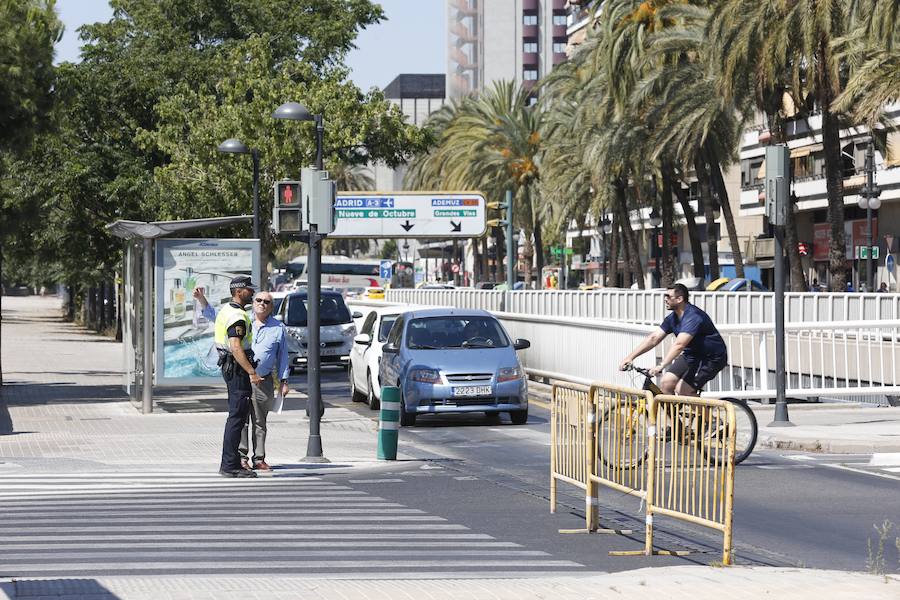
[699,398,758,465]
[598,404,650,470]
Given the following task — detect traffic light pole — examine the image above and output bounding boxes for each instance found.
[304,114,328,462]
[506,190,514,290]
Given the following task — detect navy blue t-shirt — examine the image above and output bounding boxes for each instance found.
[660,303,727,361]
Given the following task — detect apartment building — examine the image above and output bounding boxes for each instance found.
[447,0,569,99]
[739,104,900,290]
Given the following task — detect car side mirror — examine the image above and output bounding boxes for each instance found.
[382,342,399,354]
[274,313,283,321]
[513,338,531,351]
[352,311,363,319]
[354,333,372,346]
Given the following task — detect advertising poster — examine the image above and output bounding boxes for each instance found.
[154,239,260,386]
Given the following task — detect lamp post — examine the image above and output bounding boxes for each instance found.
[858,139,882,292]
[217,138,260,239]
[272,101,328,462]
[649,208,662,288]
[600,215,612,287]
[402,241,410,263]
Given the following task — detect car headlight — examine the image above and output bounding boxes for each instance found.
[409,368,441,384]
[498,366,522,382]
[341,325,357,337]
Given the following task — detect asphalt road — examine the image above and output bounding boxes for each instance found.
[308,367,900,573]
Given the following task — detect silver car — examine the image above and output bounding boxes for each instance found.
[277,291,361,372]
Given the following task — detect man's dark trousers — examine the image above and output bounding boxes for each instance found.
[220,370,252,472]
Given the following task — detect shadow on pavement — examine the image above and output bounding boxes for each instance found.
[6,579,121,599]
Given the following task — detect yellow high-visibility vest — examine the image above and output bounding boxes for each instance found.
[214,303,252,351]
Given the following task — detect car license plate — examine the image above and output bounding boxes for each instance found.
[452,385,492,397]
[321,347,339,356]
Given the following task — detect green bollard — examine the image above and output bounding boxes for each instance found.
[377,386,400,460]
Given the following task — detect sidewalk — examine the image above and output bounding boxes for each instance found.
[1,567,898,600]
[1,295,898,599]
[528,380,900,453]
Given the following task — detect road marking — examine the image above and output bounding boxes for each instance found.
[529,398,550,410]
[820,463,900,482]
[756,465,815,470]
[348,479,405,484]
[869,453,900,466]
[884,467,900,473]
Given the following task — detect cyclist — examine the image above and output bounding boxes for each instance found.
[619,283,727,396]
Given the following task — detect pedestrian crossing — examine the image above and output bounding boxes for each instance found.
[0,472,584,578]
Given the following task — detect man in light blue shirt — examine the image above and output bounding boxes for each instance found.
[239,290,291,471]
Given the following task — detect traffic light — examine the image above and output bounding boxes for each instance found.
[273,180,302,234]
[487,200,509,228]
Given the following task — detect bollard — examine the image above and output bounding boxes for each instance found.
[377,386,401,460]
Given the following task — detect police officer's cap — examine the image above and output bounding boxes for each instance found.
[229,275,256,291]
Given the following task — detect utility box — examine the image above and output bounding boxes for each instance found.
[302,167,336,234]
[764,145,790,227]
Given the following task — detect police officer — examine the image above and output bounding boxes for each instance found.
[216,275,262,478]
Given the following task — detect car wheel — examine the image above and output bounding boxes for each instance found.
[349,365,364,402]
[367,372,380,410]
[510,408,528,425]
[399,392,416,427]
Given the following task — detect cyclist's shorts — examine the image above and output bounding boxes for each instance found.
[668,354,728,390]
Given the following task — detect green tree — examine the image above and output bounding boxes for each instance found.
[708,0,853,291]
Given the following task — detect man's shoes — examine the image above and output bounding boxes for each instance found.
[253,460,272,471]
[219,468,258,478]
[240,458,252,470]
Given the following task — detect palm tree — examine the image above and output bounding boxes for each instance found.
[708,0,853,291]
[406,81,544,286]
[835,0,900,124]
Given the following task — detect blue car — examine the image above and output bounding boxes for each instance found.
[379,308,531,426]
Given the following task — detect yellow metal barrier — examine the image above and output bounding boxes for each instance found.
[551,384,738,564]
[644,394,737,564]
[550,382,592,523]
[588,384,655,533]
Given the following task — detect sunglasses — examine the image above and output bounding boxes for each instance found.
[254,298,272,305]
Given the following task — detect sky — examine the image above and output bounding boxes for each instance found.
[53,0,446,91]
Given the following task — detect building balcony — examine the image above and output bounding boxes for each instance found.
[522,79,537,91]
[553,0,568,10]
[452,0,478,16]
[451,21,478,43]
[523,0,539,11]
[450,47,478,69]
[522,52,539,65]
[552,24,568,38]
[523,24,539,38]
[553,51,567,65]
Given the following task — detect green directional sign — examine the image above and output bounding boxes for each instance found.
[550,246,574,256]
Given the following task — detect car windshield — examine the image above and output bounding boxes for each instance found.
[285,295,352,327]
[378,315,398,342]
[406,316,509,349]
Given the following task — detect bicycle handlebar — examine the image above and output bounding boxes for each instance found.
[624,364,654,378]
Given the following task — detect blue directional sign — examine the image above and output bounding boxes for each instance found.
[887,254,895,274]
[379,260,393,280]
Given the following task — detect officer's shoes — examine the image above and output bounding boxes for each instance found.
[219,469,258,478]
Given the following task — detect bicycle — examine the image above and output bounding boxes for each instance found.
[598,364,758,467]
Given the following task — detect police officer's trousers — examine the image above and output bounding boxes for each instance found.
[220,369,252,472]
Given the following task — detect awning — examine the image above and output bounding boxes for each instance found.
[790,143,823,158]
[756,260,775,269]
[843,174,865,190]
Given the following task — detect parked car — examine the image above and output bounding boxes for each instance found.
[277,290,362,372]
[379,308,531,426]
[721,278,768,292]
[348,307,405,409]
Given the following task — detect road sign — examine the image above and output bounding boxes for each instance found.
[329,192,486,238]
[856,245,879,259]
[451,263,460,274]
[550,246,573,256]
[379,260,392,280]
[887,254,895,273]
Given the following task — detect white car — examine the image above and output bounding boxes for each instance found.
[348,307,404,409]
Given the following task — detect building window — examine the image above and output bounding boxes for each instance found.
[553,14,567,26]
[553,42,566,54]
[523,41,538,53]
[523,69,539,81]
[523,14,538,26]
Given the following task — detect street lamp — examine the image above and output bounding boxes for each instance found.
[272,100,328,462]
[857,139,881,292]
[600,214,612,287]
[402,241,410,263]
[217,138,260,239]
[649,208,662,287]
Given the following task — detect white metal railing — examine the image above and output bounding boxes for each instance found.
[386,289,900,326]
[376,292,900,405]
